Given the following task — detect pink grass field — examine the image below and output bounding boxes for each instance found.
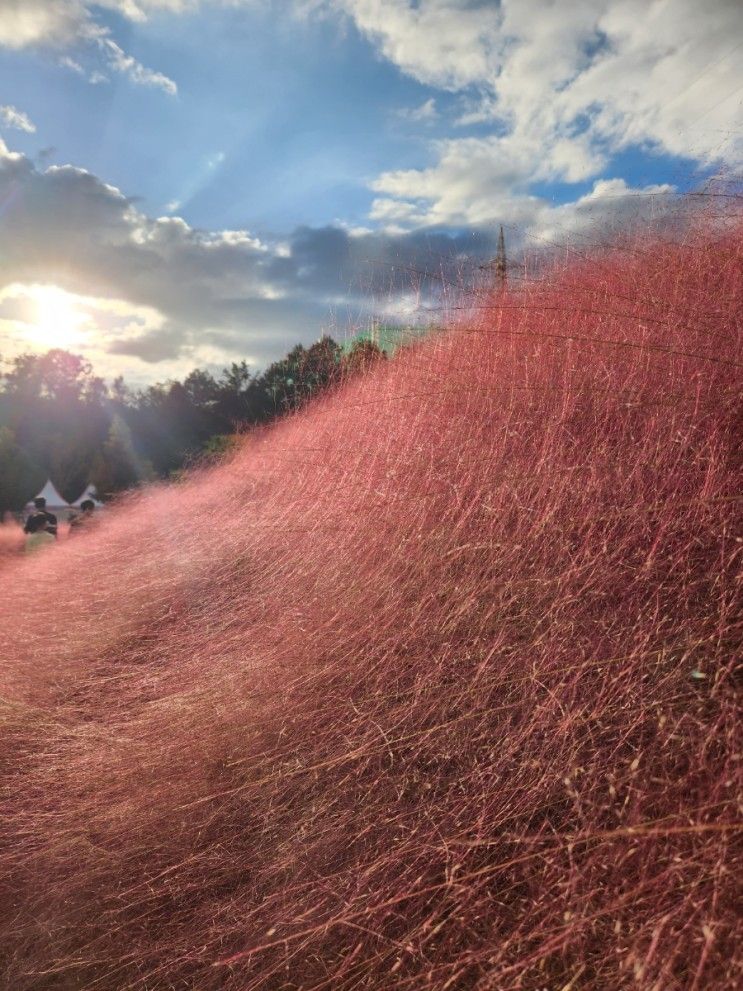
[0,517,23,559]
[0,212,741,990]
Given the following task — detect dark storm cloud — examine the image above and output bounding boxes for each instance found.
[107,325,188,364]
[272,225,502,295]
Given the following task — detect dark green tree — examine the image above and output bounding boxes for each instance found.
[92,414,154,497]
[299,336,342,395]
[0,427,43,512]
[182,369,220,408]
[214,361,257,424]
[343,338,386,374]
[0,336,351,506]
[3,350,106,405]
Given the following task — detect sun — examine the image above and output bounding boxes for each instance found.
[27,285,88,350]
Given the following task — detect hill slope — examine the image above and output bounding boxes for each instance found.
[0,215,741,990]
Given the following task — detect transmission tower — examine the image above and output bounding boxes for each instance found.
[494,225,507,290]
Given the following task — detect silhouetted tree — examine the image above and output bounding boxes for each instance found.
[92,415,154,497]
[0,427,43,512]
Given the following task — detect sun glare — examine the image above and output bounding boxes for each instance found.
[27,285,88,350]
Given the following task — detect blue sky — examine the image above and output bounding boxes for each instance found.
[0,0,740,383]
[0,6,441,229]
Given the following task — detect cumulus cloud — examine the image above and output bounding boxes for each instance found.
[527,177,680,250]
[0,138,691,382]
[0,0,198,51]
[0,105,36,133]
[0,0,94,50]
[313,0,743,229]
[370,128,604,229]
[306,0,502,91]
[0,144,484,375]
[107,326,185,363]
[0,148,444,376]
[3,0,734,228]
[0,151,270,367]
[0,0,177,95]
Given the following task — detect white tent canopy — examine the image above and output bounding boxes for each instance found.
[71,484,104,508]
[25,479,70,514]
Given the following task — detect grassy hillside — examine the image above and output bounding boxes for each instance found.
[0,213,740,990]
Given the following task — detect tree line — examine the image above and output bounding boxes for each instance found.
[0,335,384,512]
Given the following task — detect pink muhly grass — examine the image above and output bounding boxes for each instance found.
[0,210,740,990]
[0,516,23,559]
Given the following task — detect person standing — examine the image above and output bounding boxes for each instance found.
[24,497,58,538]
[24,512,55,555]
[69,499,96,534]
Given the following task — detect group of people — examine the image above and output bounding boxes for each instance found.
[23,496,97,554]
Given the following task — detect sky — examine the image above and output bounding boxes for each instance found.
[0,0,741,385]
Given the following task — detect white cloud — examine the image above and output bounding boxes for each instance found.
[0,0,95,49]
[59,54,85,74]
[0,105,36,133]
[0,1,731,383]
[97,0,201,16]
[0,140,693,383]
[0,0,177,95]
[0,148,356,376]
[0,278,264,385]
[0,136,24,161]
[0,280,165,345]
[454,96,499,127]
[313,0,743,230]
[371,127,604,229]
[396,97,438,123]
[310,0,503,91]
[60,54,110,84]
[530,177,678,248]
[0,0,200,50]
[98,37,177,95]
[6,1,738,196]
